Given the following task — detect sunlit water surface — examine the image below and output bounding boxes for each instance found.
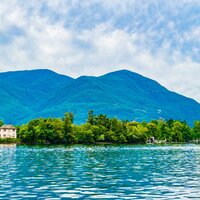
[0,144,200,199]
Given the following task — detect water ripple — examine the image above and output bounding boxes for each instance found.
[0,144,200,199]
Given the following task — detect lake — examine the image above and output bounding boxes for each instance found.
[0,144,200,199]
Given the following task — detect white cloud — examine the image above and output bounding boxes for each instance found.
[0,0,199,102]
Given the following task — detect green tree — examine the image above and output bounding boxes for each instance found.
[0,120,3,127]
[87,110,95,125]
[182,121,191,142]
[76,124,95,144]
[63,112,74,143]
[192,121,200,140]
[109,118,127,143]
[126,122,148,143]
[158,120,171,141]
[95,114,110,129]
[172,121,184,142]
[147,122,160,139]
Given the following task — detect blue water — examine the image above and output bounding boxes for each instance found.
[0,144,200,199]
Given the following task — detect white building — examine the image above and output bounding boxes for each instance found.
[0,125,17,139]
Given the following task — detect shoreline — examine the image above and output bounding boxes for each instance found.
[1,142,199,146]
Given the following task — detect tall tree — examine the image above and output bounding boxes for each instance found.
[192,121,200,140]
[172,121,184,142]
[87,110,94,125]
[63,112,74,143]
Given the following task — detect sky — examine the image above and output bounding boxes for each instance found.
[0,0,200,102]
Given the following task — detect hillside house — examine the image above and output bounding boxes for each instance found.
[0,125,17,139]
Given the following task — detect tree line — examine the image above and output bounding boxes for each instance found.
[1,111,200,144]
[17,111,200,144]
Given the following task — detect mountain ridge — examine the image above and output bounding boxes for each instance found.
[0,69,199,125]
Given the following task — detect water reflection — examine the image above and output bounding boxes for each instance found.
[0,144,200,199]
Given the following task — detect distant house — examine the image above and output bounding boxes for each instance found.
[0,125,17,139]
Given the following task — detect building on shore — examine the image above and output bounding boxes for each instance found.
[0,125,17,139]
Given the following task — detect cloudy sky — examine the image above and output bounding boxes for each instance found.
[0,0,200,102]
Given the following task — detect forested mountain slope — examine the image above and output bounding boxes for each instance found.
[0,69,199,125]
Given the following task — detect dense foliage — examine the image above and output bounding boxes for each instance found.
[11,111,200,144]
[0,138,20,144]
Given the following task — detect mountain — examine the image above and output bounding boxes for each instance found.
[0,69,199,125]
